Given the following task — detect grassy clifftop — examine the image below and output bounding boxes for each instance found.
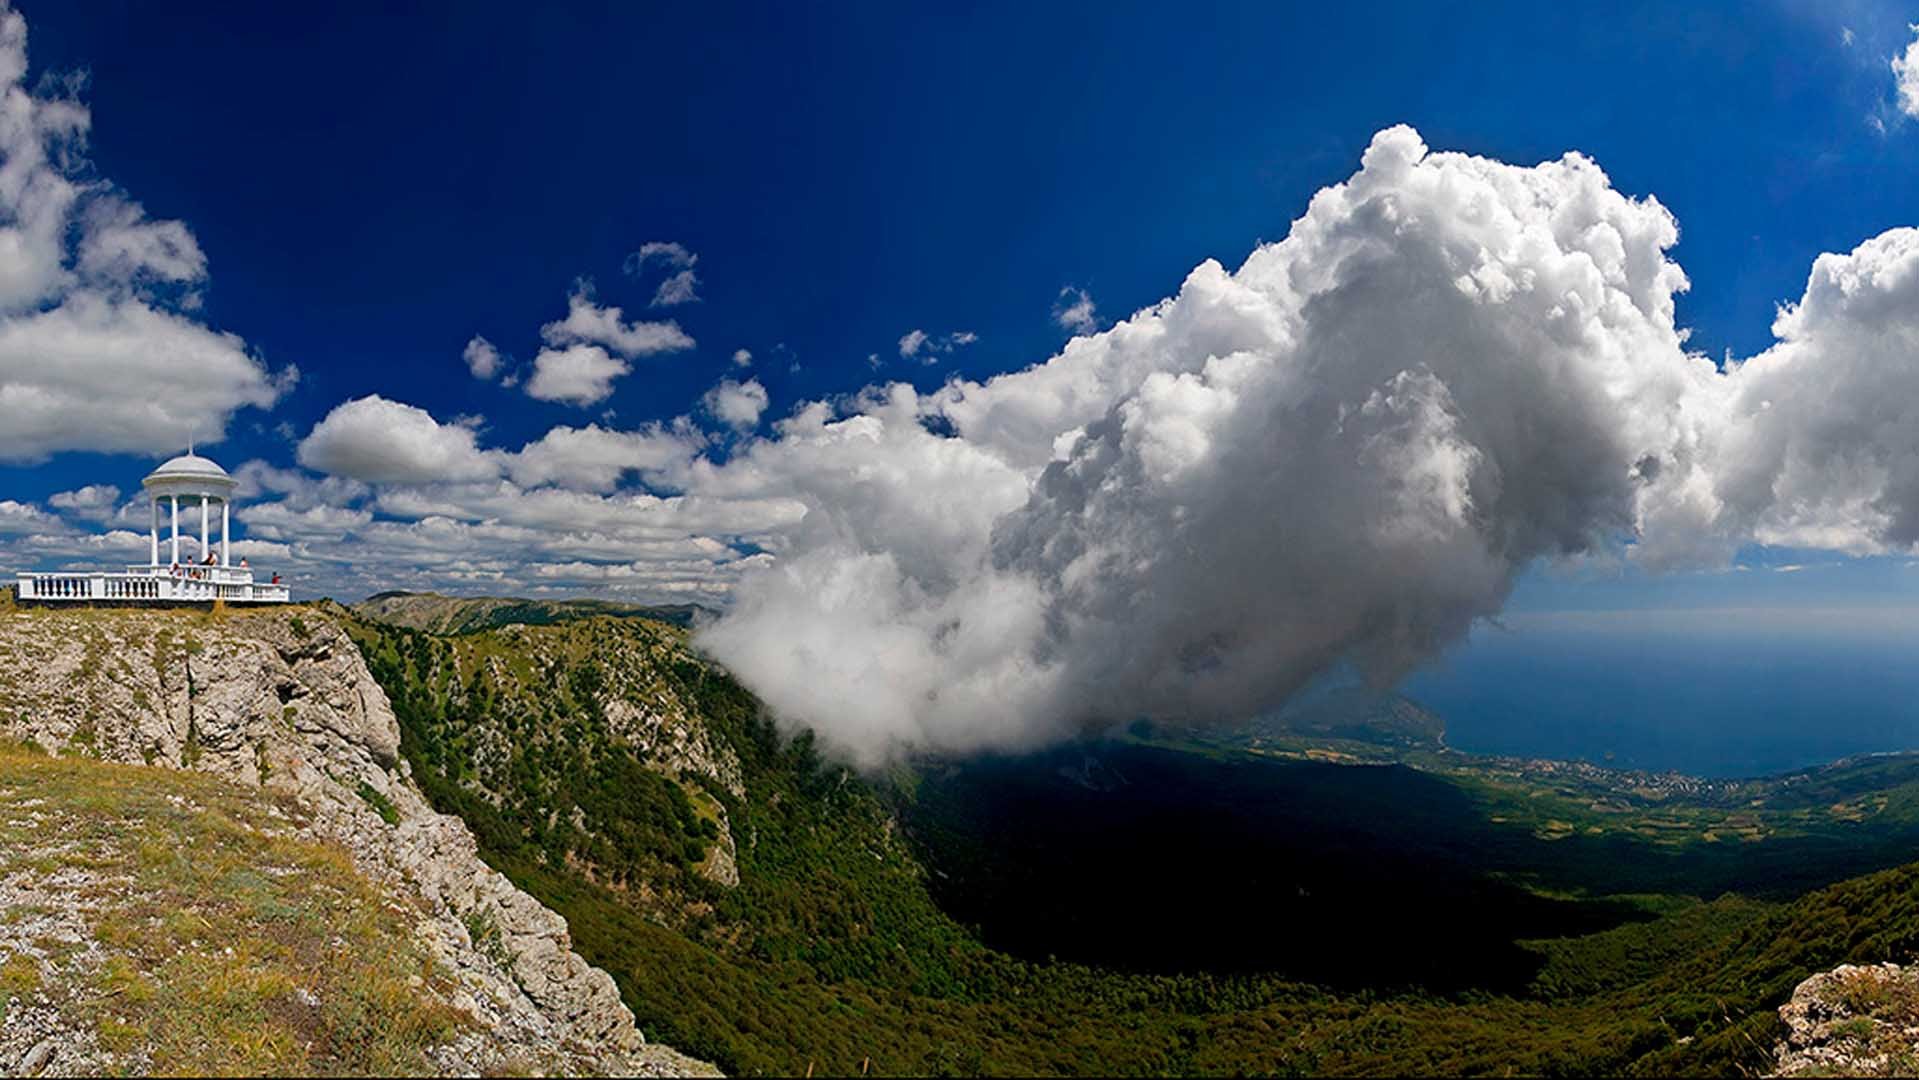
[0,741,467,1075]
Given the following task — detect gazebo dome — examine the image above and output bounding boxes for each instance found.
[143,453,236,492]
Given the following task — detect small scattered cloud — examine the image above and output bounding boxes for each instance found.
[898,328,977,364]
[652,268,700,307]
[702,377,770,432]
[464,334,503,380]
[624,241,696,273]
[540,289,694,359]
[1842,26,1856,48]
[526,344,631,407]
[625,241,701,307]
[732,347,753,368]
[1052,286,1098,334]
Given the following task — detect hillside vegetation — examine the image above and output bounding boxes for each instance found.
[342,604,1919,1077]
[0,741,467,1075]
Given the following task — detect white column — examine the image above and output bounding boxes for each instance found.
[200,495,209,561]
[150,496,159,566]
[170,495,180,565]
[222,499,230,567]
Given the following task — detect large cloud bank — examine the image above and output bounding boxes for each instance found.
[700,126,1731,764]
[0,2,289,462]
[698,128,1919,766]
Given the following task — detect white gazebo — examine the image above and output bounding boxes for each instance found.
[15,451,291,604]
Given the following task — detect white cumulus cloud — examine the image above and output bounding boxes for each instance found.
[1052,286,1098,334]
[0,499,60,535]
[539,290,694,360]
[700,125,1723,767]
[702,377,769,432]
[48,483,121,523]
[526,343,630,407]
[464,334,503,380]
[1896,24,1919,118]
[506,421,706,492]
[297,395,498,485]
[1708,227,1919,552]
[0,1,290,464]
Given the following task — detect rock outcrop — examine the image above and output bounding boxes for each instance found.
[1773,962,1919,1077]
[0,605,717,1077]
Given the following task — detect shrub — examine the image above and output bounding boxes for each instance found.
[355,781,400,826]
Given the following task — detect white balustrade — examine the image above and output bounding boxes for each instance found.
[15,566,290,604]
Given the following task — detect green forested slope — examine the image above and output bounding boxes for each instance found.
[339,604,1919,1077]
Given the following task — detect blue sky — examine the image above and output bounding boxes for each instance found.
[9,1,1919,762]
[11,0,1916,476]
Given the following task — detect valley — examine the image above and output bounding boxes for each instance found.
[334,595,1919,1076]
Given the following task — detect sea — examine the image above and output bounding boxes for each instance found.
[1403,607,1919,779]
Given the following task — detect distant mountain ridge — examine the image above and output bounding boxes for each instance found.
[1254,687,1448,749]
[353,591,712,634]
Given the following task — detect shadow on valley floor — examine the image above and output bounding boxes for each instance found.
[892,743,1663,993]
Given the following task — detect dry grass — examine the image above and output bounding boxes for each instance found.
[0,743,472,1075]
[1828,967,1919,1019]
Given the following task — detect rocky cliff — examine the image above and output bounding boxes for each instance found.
[1773,962,1919,1077]
[0,603,716,1077]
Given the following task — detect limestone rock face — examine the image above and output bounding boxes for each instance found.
[0,606,718,1077]
[1773,962,1919,1077]
[603,694,745,801]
